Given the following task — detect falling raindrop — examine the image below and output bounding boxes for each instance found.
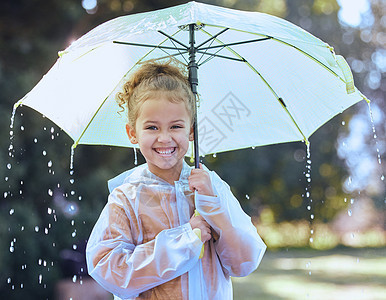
[47,160,53,168]
[245,195,250,200]
[42,150,47,156]
[7,163,12,170]
[34,138,38,143]
[70,146,75,171]
[348,209,352,216]
[134,147,138,165]
[70,179,75,184]
[48,189,53,197]
[213,153,217,158]
[72,275,77,283]
[35,226,39,232]
[9,208,14,215]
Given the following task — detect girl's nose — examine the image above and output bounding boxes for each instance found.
[157,130,172,143]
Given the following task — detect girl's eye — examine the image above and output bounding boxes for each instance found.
[146,126,157,130]
[171,125,183,129]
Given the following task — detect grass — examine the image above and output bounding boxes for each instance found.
[232,247,386,300]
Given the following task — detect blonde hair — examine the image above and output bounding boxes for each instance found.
[116,61,195,129]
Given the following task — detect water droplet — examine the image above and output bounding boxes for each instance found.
[71,190,75,195]
[48,189,53,197]
[4,192,8,198]
[306,192,310,198]
[341,121,345,125]
[309,237,313,243]
[42,150,47,156]
[7,278,11,284]
[245,195,250,200]
[10,246,14,252]
[344,197,347,202]
[78,196,82,201]
[69,179,75,184]
[72,244,77,250]
[35,226,39,232]
[38,259,42,265]
[34,138,38,143]
[45,228,49,235]
[5,176,9,181]
[72,275,77,283]
[51,127,55,133]
[307,205,311,210]
[310,214,314,219]
[348,209,352,216]
[71,220,75,226]
[350,198,355,204]
[213,153,217,158]
[39,274,43,284]
[20,125,24,131]
[9,208,14,215]
[7,163,12,170]
[47,208,52,214]
[133,147,138,165]
[310,229,314,234]
[381,175,384,181]
[72,231,76,237]
[47,160,53,168]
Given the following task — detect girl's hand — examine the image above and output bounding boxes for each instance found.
[188,163,215,197]
[189,214,212,242]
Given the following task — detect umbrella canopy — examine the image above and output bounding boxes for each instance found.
[15,1,366,163]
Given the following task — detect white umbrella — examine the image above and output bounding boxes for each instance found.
[14,1,367,167]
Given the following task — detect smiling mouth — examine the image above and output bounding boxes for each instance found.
[154,147,176,155]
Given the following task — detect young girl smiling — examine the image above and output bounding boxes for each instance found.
[86,61,266,300]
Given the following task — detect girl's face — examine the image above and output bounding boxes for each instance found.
[126,94,194,183]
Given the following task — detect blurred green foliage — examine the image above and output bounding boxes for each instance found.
[0,0,384,298]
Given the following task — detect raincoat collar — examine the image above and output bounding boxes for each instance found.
[108,160,192,193]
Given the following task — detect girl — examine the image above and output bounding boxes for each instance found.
[86,61,266,300]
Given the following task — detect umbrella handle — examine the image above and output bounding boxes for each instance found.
[193,209,204,259]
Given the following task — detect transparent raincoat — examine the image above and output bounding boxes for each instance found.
[86,161,266,299]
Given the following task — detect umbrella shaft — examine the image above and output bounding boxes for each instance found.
[188,24,200,169]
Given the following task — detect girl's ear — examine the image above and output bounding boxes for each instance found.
[189,126,194,141]
[126,124,138,144]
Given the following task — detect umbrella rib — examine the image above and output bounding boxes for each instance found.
[113,41,186,51]
[198,37,272,51]
[196,27,229,49]
[196,50,245,64]
[199,27,308,143]
[158,30,189,49]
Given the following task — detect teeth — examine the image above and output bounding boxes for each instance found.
[156,148,175,154]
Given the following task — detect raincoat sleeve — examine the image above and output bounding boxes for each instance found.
[195,171,266,277]
[86,188,203,299]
